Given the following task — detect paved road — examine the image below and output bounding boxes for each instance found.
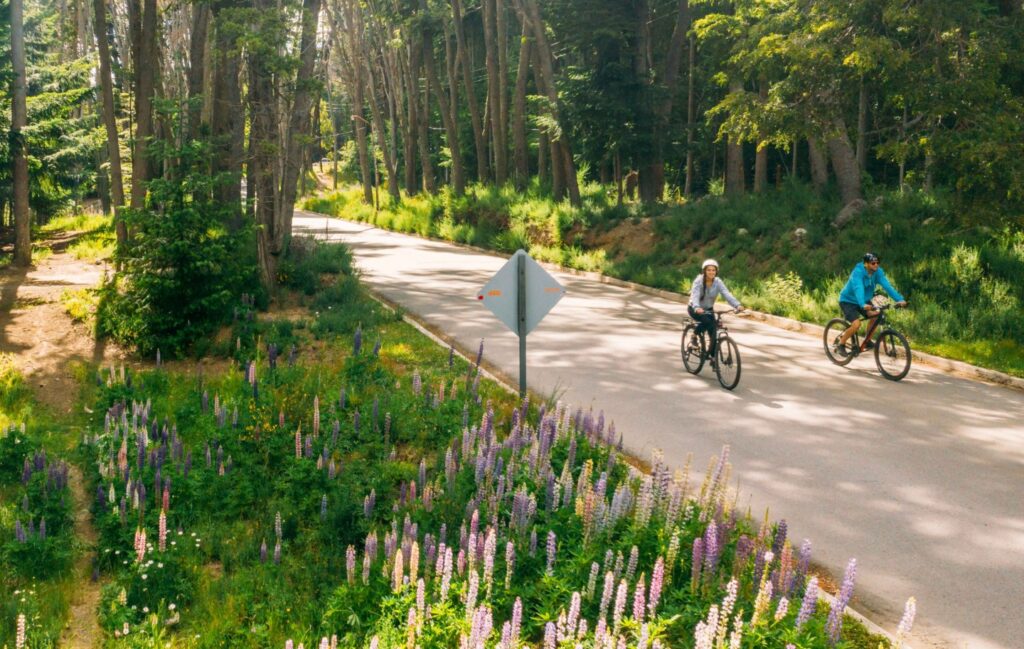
[295,212,1024,649]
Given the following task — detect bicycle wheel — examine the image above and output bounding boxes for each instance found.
[681,324,706,374]
[714,336,742,390]
[875,329,911,381]
[824,318,858,367]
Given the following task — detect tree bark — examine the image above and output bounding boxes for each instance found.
[210,1,243,229]
[343,0,374,204]
[93,0,127,244]
[452,0,489,182]
[366,52,401,203]
[402,27,420,193]
[684,32,696,197]
[856,77,868,171]
[808,136,828,191]
[496,0,510,185]
[422,5,465,196]
[187,3,210,137]
[753,79,768,193]
[724,79,745,196]
[518,0,580,205]
[129,0,158,209]
[11,0,31,266]
[826,119,863,206]
[511,14,531,188]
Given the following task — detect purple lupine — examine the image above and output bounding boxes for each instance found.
[353,325,362,355]
[465,570,479,619]
[794,538,812,595]
[529,529,538,556]
[599,571,614,621]
[474,339,484,368]
[545,531,557,576]
[795,576,818,630]
[612,579,628,632]
[567,591,582,636]
[364,489,376,518]
[372,338,381,357]
[691,538,704,590]
[504,541,516,589]
[896,597,917,646]
[626,545,639,582]
[511,597,523,644]
[320,494,328,521]
[15,520,25,543]
[543,622,556,649]
[826,559,857,645]
[260,539,268,563]
[274,540,282,564]
[585,562,600,599]
[648,556,665,620]
[703,521,719,580]
[412,371,422,396]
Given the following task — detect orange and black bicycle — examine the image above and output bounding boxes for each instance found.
[823,297,912,381]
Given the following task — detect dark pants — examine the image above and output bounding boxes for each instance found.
[688,306,717,356]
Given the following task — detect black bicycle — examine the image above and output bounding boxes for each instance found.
[823,299,911,381]
[680,309,742,390]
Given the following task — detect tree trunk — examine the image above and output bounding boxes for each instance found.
[856,77,868,171]
[511,16,531,188]
[403,31,420,193]
[483,0,500,183]
[93,0,126,244]
[496,0,509,185]
[684,32,696,197]
[187,3,210,137]
[518,0,579,205]
[422,8,465,196]
[808,136,828,190]
[753,79,768,193]
[276,0,322,244]
[129,0,158,210]
[452,0,489,182]
[210,3,243,229]
[11,0,31,267]
[343,0,374,204]
[724,81,745,196]
[366,55,401,203]
[826,118,863,206]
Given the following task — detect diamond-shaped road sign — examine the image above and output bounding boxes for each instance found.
[477,250,566,335]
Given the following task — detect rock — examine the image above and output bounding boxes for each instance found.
[794,227,807,240]
[922,217,935,226]
[831,198,868,229]
[737,228,749,236]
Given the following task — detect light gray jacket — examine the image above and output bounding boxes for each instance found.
[689,276,741,310]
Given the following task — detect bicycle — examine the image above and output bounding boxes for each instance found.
[680,308,742,390]
[823,298,911,381]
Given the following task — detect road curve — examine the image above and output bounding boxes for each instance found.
[295,211,1024,649]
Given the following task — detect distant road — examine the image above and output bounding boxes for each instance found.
[294,211,1024,649]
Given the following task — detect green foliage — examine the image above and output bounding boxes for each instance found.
[96,137,260,358]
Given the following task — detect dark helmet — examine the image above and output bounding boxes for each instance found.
[863,252,880,263]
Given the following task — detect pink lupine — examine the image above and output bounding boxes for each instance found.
[369,637,379,649]
[691,538,704,591]
[567,591,582,635]
[543,622,556,649]
[284,641,293,649]
[134,526,147,563]
[392,548,405,592]
[406,607,416,649]
[16,613,26,649]
[599,571,614,621]
[511,597,523,644]
[504,541,516,589]
[483,528,496,595]
[594,618,607,647]
[637,623,649,649]
[313,396,320,437]
[346,546,356,585]
[409,541,420,582]
[362,552,371,584]
[465,569,479,620]
[648,557,664,619]
[275,511,283,540]
[158,510,167,552]
[632,574,646,621]
[162,486,170,511]
[457,548,466,576]
[295,429,302,459]
[774,597,790,622]
[612,579,628,632]
[626,545,639,582]
[440,547,454,603]
[319,638,329,649]
[585,562,599,599]
[416,578,426,619]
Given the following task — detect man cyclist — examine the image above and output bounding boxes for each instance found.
[689,259,744,365]
[834,252,906,356]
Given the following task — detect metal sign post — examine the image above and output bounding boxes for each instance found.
[478,250,566,397]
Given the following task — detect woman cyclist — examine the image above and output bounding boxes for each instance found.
[689,259,744,364]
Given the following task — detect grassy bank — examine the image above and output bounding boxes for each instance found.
[303,181,1024,377]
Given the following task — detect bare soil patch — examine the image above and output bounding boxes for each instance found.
[572,217,659,262]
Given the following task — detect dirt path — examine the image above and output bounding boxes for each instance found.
[1,233,125,648]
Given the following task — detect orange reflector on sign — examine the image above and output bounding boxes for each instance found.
[544,287,561,293]
[488,290,502,297]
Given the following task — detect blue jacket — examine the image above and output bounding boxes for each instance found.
[839,262,904,306]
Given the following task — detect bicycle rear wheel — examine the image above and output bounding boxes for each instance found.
[681,324,705,374]
[824,318,858,366]
[875,329,911,381]
[715,336,741,390]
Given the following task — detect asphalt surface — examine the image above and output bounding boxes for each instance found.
[295,211,1024,649]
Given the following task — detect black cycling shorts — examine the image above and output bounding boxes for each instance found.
[840,301,872,322]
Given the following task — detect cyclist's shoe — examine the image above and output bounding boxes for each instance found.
[862,340,875,351]
[832,339,849,358]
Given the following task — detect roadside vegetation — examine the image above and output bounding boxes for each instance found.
[304,181,1024,377]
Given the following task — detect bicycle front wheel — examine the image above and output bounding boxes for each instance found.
[715,336,741,390]
[681,324,706,374]
[875,329,911,381]
[824,318,858,366]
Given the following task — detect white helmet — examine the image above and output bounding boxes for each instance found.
[701,258,719,271]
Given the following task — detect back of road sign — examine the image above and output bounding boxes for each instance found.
[477,250,565,335]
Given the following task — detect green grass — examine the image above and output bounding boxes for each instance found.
[303,181,1024,377]
[39,211,111,235]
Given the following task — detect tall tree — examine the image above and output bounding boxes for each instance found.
[452,0,489,182]
[10,0,31,266]
[129,0,159,209]
[93,0,127,245]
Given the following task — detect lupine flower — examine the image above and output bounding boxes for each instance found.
[632,574,646,621]
[626,545,639,582]
[134,527,147,563]
[465,569,480,620]
[703,521,719,579]
[353,326,362,355]
[599,571,614,621]
[416,578,426,620]
[346,546,356,584]
[894,597,916,649]
[691,538,704,591]
[775,596,790,622]
[16,613,27,649]
[773,519,788,556]
[826,559,857,645]
[158,510,167,552]
[440,547,454,603]
[362,552,371,584]
[405,608,416,649]
[612,579,628,632]
[274,540,281,564]
[275,511,283,540]
[585,561,599,599]
[320,494,328,521]
[313,396,320,437]
[543,622,556,649]
[545,531,557,576]
[648,556,665,619]
[260,539,268,563]
[795,576,818,629]
[392,548,405,592]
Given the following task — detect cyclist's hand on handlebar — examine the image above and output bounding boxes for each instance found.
[695,307,705,314]
[735,306,746,314]
[896,300,907,308]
